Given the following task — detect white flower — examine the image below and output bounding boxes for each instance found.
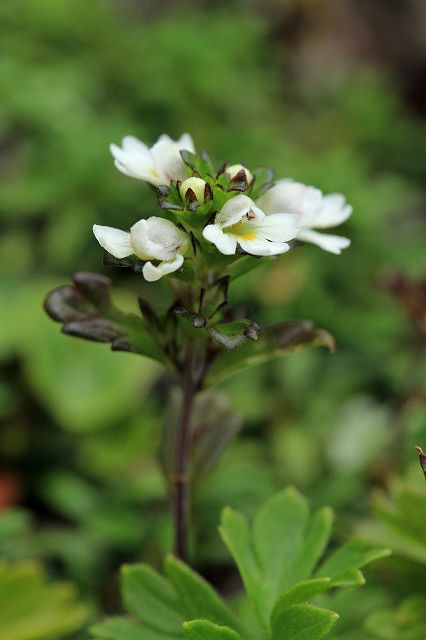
[202,194,298,256]
[93,217,189,282]
[257,179,352,254]
[110,133,195,186]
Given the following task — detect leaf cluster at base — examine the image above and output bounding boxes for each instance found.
[90,488,389,640]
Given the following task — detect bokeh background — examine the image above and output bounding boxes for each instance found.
[0,0,425,638]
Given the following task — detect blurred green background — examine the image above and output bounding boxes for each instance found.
[0,0,425,638]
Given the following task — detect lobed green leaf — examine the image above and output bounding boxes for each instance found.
[122,564,184,635]
[183,620,241,640]
[165,555,241,633]
[315,540,391,586]
[271,603,338,640]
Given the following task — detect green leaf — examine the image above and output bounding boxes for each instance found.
[316,540,391,586]
[90,616,165,640]
[206,321,335,386]
[165,555,241,632]
[44,272,166,364]
[220,488,386,632]
[358,479,426,564]
[219,507,269,631]
[252,488,309,599]
[121,564,184,635]
[183,620,241,640]
[271,603,338,640]
[271,579,333,613]
[0,561,87,640]
[289,507,334,585]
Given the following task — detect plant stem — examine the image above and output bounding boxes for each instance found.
[171,345,195,561]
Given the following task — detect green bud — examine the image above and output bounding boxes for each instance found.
[180,177,208,203]
[226,164,253,184]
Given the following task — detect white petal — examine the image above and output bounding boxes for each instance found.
[121,135,150,156]
[177,132,195,153]
[112,158,160,184]
[216,194,254,227]
[131,217,187,261]
[258,179,323,227]
[314,193,353,228]
[150,134,192,183]
[297,228,351,254]
[142,254,184,282]
[237,236,290,256]
[256,213,299,242]
[110,140,158,183]
[93,224,133,258]
[203,224,238,255]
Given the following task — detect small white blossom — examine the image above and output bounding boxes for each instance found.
[226,164,253,184]
[202,194,298,256]
[93,217,189,282]
[110,133,195,186]
[180,177,207,203]
[257,179,352,254]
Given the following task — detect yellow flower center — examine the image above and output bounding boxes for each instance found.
[226,220,256,241]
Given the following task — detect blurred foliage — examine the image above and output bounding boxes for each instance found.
[0,0,425,637]
[0,560,87,640]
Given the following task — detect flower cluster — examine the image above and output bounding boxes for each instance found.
[94,133,352,281]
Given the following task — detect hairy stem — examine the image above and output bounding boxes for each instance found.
[171,344,196,561]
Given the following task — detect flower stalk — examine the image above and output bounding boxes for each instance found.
[172,340,196,561]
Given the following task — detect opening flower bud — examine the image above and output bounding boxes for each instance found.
[226,164,253,184]
[180,177,208,203]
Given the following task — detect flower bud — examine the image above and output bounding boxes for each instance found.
[179,177,208,203]
[226,164,253,184]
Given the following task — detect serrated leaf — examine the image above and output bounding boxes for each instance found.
[90,616,165,640]
[121,564,183,635]
[219,508,269,631]
[44,272,166,363]
[165,556,241,632]
[271,603,338,640]
[206,320,335,386]
[183,620,241,640]
[315,540,391,586]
